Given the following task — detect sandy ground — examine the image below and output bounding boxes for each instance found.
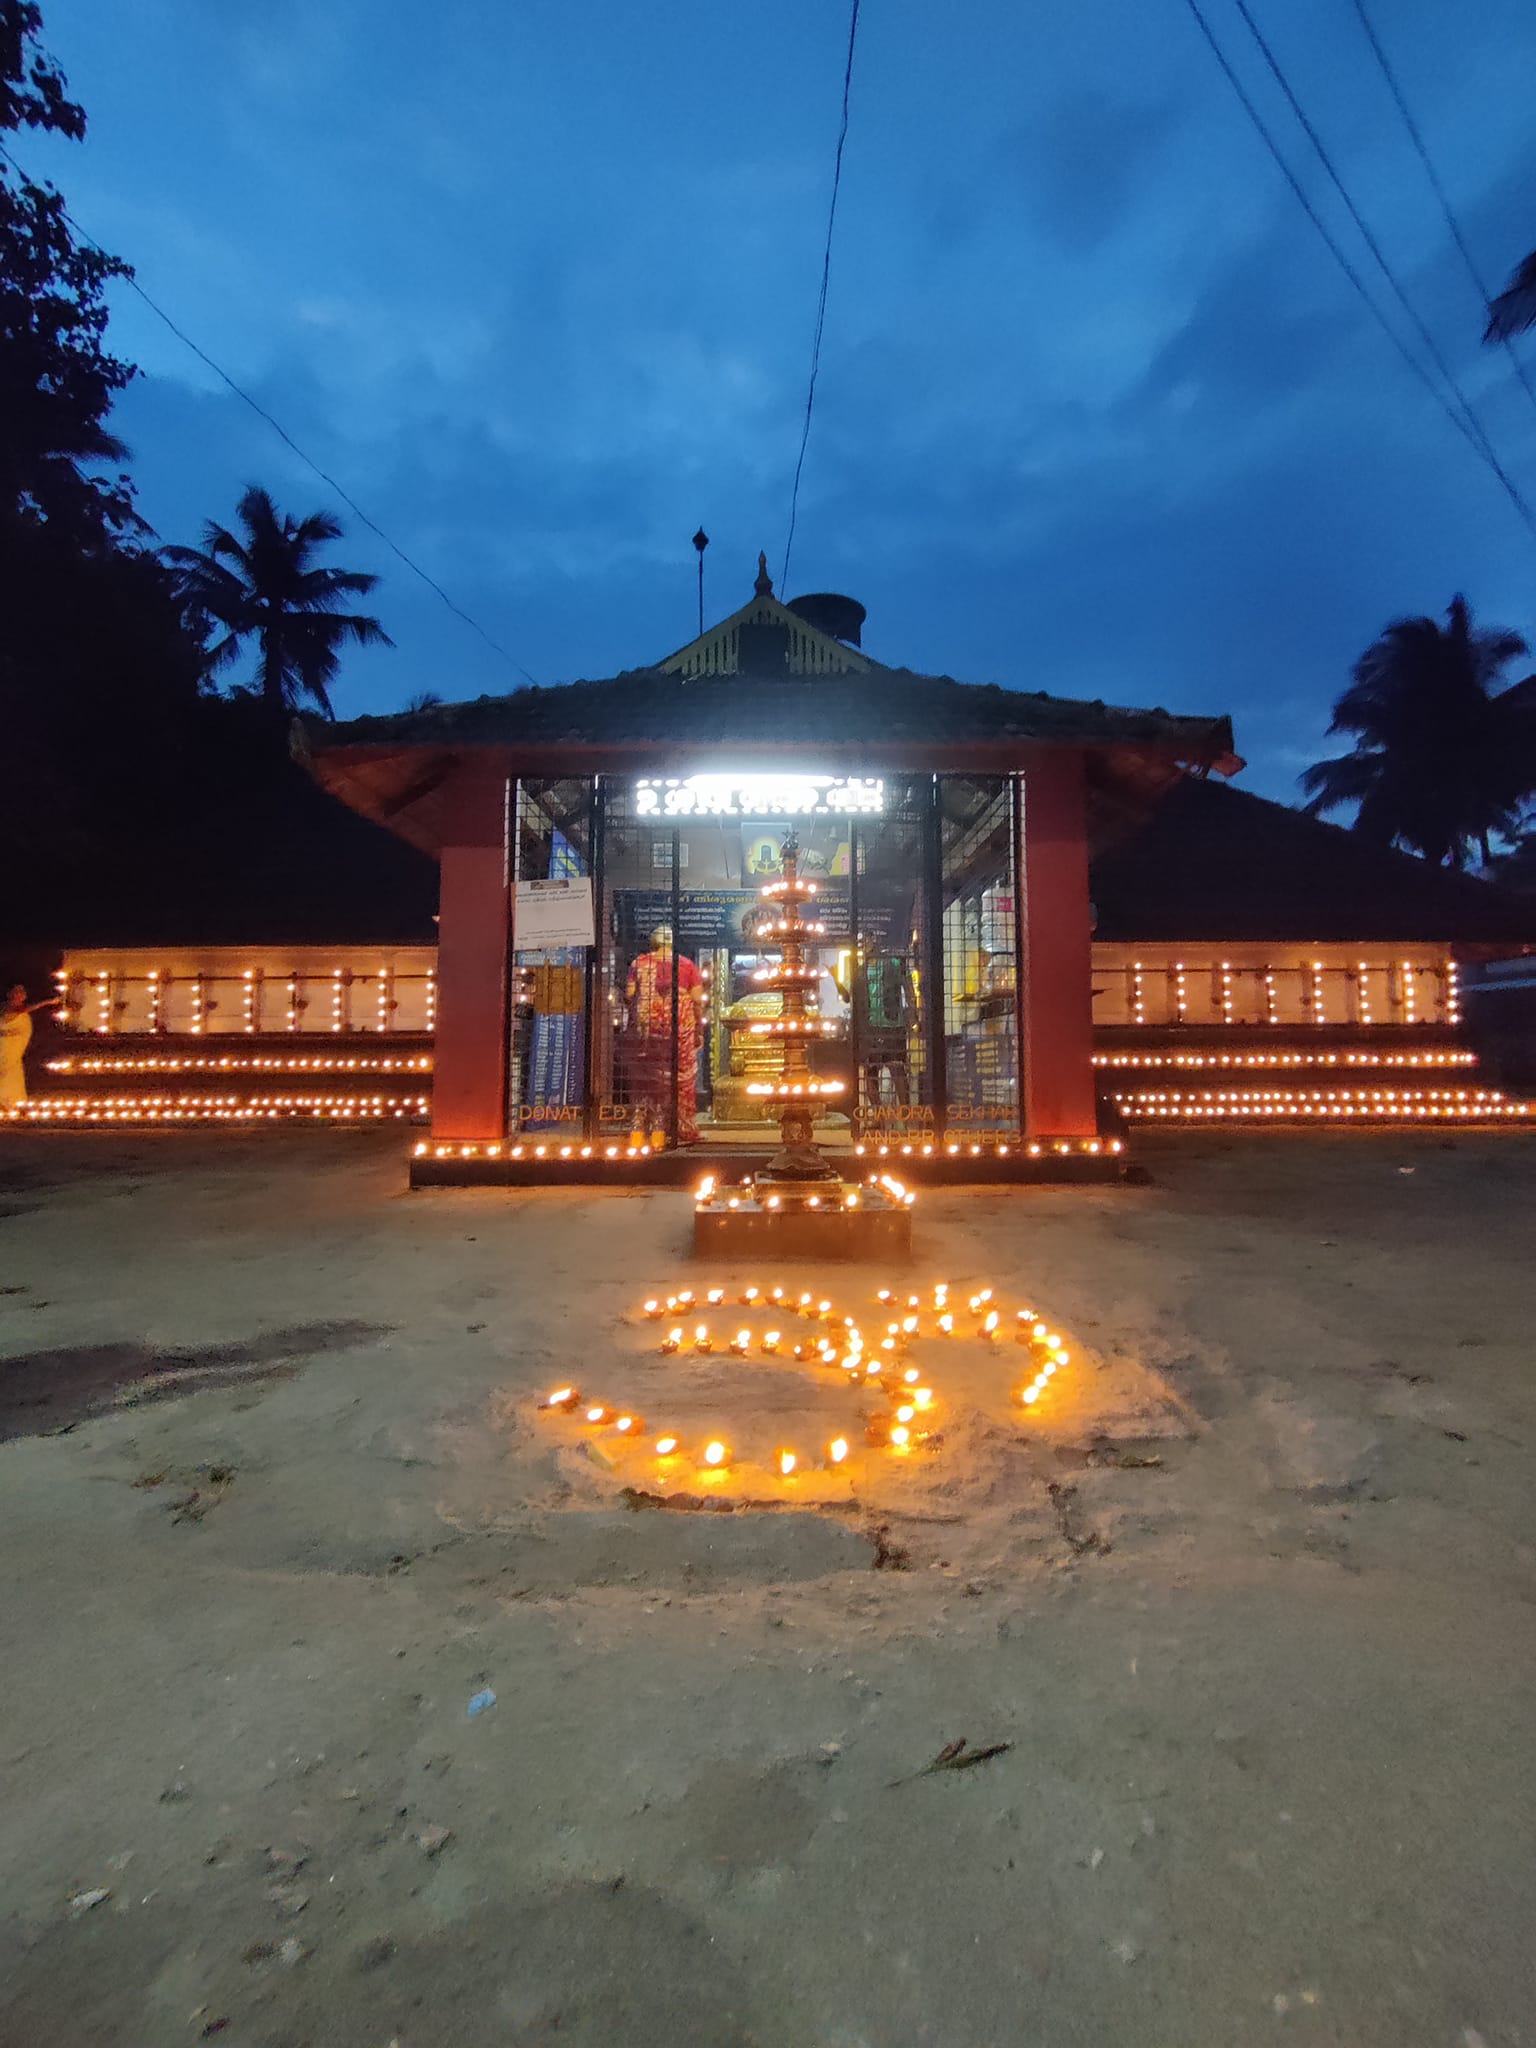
[0,1130,1533,2048]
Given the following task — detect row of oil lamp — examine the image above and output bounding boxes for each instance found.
[1117,1090,1528,1120]
[5,1095,427,1122]
[1093,1050,1476,1070]
[744,1079,847,1098]
[47,1054,433,1075]
[1121,1089,1516,1104]
[535,1280,1073,1482]
[693,1172,916,1211]
[415,1138,659,1161]
[852,1138,1124,1159]
[758,878,819,899]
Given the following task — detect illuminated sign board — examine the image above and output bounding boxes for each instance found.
[634,774,884,819]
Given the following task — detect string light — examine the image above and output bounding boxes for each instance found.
[851,1138,1121,1162]
[1113,1085,1527,1123]
[49,1053,432,1076]
[414,1140,652,1162]
[3,1093,429,1124]
[188,978,204,1037]
[1401,960,1418,1025]
[1092,1049,1475,1070]
[1114,956,1458,1028]
[242,969,256,1035]
[1355,960,1373,1026]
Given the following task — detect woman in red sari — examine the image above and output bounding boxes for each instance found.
[624,925,703,1144]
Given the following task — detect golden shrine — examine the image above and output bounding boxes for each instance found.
[711,990,783,1124]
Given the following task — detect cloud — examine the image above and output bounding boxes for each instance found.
[995,89,1185,252]
[57,0,1536,791]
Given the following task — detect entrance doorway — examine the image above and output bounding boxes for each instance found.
[507,774,1021,1151]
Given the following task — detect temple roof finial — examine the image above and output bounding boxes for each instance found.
[754,550,774,597]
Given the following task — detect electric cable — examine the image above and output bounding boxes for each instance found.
[1342,0,1536,420]
[1226,0,1534,516]
[1178,1,1536,541]
[781,0,861,595]
[1,140,541,686]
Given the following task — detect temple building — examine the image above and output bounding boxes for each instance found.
[13,559,1533,1167]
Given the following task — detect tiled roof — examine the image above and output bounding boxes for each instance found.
[1092,777,1536,944]
[313,666,1235,758]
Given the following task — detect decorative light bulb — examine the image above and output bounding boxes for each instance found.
[703,1440,728,1467]
[828,1437,849,1465]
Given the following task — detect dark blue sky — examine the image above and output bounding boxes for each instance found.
[26,0,1536,796]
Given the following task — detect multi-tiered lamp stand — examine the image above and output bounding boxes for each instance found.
[752,835,844,1181]
[692,833,914,1259]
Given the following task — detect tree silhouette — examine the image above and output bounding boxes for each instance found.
[1301,596,1536,868]
[166,485,392,717]
[1,0,138,544]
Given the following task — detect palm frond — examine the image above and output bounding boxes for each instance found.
[292,564,381,608]
[1299,750,1382,812]
[291,510,345,550]
[1485,248,1536,343]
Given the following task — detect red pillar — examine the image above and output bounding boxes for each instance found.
[431,771,511,1142]
[1018,749,1098,1139]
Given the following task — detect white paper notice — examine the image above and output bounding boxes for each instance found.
[514,877,595,949]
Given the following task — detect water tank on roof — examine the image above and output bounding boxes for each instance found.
[786,592,865,646]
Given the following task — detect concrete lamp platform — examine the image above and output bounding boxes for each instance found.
[692,1174,915,1261]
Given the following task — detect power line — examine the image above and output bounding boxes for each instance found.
[1343,0,1536,422]
[1178,0,1536,542]
[0,140,541,687]
[1225,0,1536,525]
[781,0,861,595]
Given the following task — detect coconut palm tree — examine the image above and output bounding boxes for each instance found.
[1301,595,1536,868]
[165,485,391,717]
[1485,248,1536,343]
